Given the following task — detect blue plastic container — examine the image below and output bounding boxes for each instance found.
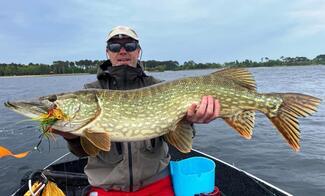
[170,156,216,196]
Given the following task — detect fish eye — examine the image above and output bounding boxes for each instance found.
[48,95,57,102]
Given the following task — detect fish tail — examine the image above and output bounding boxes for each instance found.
[266,93,321,151]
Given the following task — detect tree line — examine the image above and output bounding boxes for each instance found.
[1,55,324,76]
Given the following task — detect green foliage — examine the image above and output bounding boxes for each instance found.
[313,55,325,64]
[0,59,103,76]
[0,63,52,76]
[0,54,324,76]
[143,60,179,71]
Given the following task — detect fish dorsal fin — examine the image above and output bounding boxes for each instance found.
[83,129,111,152]
[211,68,256,91]
[80,137,101,156]
[223,110,255,139]
[164,119,193,153]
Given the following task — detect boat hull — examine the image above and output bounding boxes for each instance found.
[12,145,292,196]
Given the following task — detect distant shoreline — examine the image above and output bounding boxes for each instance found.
[0,64,323,78]
[0,73,92,78]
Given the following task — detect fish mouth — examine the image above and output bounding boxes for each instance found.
[4,100,52,119]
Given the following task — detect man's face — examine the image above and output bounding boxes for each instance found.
[106,38,140,67]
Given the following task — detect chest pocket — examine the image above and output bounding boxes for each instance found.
[142,138,162,153]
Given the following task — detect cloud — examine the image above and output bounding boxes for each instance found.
[0,0,324,64]
[287,0,325,37]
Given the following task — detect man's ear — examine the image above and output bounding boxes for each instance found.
[138,46,142,61]
[105,49,110,60]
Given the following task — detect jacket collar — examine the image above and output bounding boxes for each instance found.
[97,60,146,81]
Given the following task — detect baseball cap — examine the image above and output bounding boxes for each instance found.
[107,26,139,41]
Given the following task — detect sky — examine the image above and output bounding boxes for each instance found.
[0,0,324,65]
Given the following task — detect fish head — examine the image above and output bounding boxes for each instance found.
[5,90,100,132]
[40,90,100,132]
[4,99,53,119]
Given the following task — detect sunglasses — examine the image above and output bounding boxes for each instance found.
[107,42,139,53]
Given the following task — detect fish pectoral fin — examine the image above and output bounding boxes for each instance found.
[80,137,101,156]
[223,110,255,139]
[83,129,111,152]
[164,119,193,153]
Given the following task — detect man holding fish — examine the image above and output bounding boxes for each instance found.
[3,25,320,195]
[53,26,221,195]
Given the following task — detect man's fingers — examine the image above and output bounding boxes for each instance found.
[196,96,208,118]
[187,103,197,119]
[186,96,221,124]
[200,97,220,123]
[214,99,220,117]
[204,96,215,120]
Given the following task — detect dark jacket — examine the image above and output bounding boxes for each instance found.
[66,60,170,192]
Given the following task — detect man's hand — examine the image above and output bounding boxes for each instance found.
[186,96,220,124]
[51,129,78,140]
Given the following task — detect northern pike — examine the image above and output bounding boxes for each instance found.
[3,68,321,156]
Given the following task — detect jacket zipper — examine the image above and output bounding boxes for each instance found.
[125,66,133,191]
[105,66,135,191]
[128,143,133,192]
[123,68,127,90]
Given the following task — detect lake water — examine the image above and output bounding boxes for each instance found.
[0,65,324,195]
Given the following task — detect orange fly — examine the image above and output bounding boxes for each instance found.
[38,105,69,136]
